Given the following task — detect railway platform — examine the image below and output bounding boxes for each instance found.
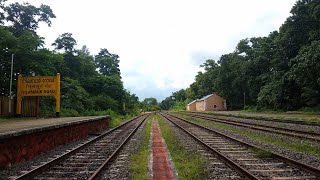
[0,116,111,168]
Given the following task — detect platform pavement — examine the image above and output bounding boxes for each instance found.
[0,115,110,168]
[0,116,103,134]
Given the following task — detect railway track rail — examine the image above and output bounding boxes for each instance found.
[185,111,320,127]
[160,112,320,180]
[14,114,149,180]
[176,112,320,142]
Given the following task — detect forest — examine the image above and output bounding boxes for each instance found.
[2,0,320,115]
[0,0,143,116]
[161,0,320,111]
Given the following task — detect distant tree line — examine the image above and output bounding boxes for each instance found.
[0,0,140,115]
[161,0,320,111]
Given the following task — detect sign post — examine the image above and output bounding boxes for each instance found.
[55,73,60,117]
[16,73,61,117]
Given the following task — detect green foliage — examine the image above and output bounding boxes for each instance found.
[3,2,55,33]
[60,78,92,112]
[254,149,273,158]
[0,1,141,117]
[81,109,117,116]
[130,117,152,180]
[299,106,320,114]
[162,0,320,111]
[95,48,121,77]
[160,96,175,110]
[52,33,77,53]
[142,97,160,111]
[160,89,190,110]
[60,108,80,117]
[108,110,135,128]
[82,75,124,102]
[170,101,187,111]
[90,95,117,111]
[174,113,320,158]
[157,115,208,179]
[286,40,320,107]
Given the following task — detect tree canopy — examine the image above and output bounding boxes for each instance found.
[162,0,320,111]
[0,1,140,116]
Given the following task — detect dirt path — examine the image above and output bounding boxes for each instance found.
[151,119,176,180]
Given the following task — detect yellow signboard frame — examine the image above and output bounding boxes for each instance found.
[16,73,61,117]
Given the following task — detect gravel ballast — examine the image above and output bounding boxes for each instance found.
[173,113,320,169]
[0,134,99,179]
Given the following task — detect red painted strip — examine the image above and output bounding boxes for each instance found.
[152,119,174,180]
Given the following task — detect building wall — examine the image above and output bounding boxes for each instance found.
[205,94,225,111]
[196,101,205,111]
[187,102,196,111]
[0,117,110,168]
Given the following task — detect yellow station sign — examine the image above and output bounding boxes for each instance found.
[16,74,61,117]
[20,76,58,96]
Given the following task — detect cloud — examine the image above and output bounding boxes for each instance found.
[9,0,296,102]
[190,52,221,66]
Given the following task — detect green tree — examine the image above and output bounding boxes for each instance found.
[3,2,55,34]
[0,1,140,116]
[142,97,160,111]
[0,26,17,95]
[287,40,320,107]
[60,77,92,112]
[0,1,56,97]
[95,48,121,77]
[160,96,175,110]
[52,33,77,53]
[82,75,124,112]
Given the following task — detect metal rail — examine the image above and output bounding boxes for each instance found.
[89,115,148,179]
[15,114,148,180]
[185,111,320,126]
[161,112,320,179]
[179,112,320,142]
[159,112,258,180]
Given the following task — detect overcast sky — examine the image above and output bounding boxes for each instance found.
[10,0,297,102]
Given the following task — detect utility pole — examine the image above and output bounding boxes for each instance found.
[8,54,14,116]
[243,92,246,108]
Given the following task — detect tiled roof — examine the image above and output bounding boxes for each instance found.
[198,94,214,101]
[187,100,197,105]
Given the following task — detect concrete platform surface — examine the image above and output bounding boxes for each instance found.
[0,116,110,168]
[0,116,103,134]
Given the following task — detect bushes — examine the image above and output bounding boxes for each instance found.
[60,108,80,117]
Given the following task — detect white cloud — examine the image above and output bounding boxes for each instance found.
[9,0,296,101]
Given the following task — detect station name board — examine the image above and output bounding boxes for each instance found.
[20,76,58,96]
[16,74,61,116]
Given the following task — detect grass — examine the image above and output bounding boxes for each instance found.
[185,110,320,123]
[44,107,136,128]
[0,117,29,122]
[173,113,320,158]
[130,117,152,180]
[74,108,137,128]
[238,114,320,124]
[254,148,273,158]
[243,106,320,115]
[156,114,208,180]
[109,114,136,128]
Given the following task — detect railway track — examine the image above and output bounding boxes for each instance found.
[160,112,320,180]
[14,114,149,180]
[176,112,320,142]
[185,111,320,127]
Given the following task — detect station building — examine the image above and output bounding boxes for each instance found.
[186,100,197,111]
[187,93,227,111]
